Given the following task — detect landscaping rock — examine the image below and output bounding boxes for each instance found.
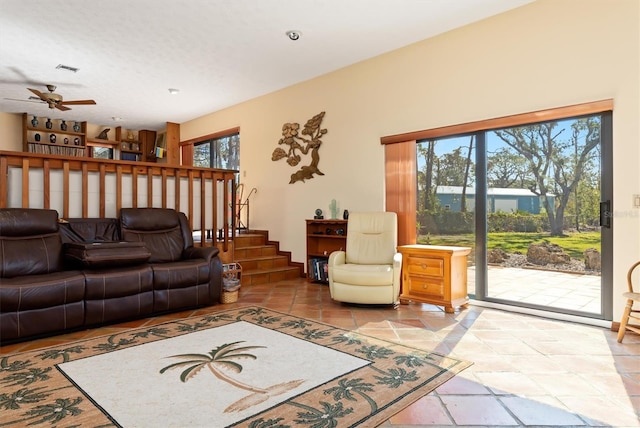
[487,248,508,263]
[527,242,571,265]
[584,248,601,272]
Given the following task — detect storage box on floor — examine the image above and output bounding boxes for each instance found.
[222,263,242,303]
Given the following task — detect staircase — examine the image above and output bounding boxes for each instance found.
[233,231,304,286]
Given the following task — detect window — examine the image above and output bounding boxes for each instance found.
[193,132,239,171]
[89,146,113,159]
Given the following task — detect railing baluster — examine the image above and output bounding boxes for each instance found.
[81,163,88,217]
[63,161,70,218]
[0,156,7,208]
[99,163,106,217]
[21,158,29,207]
[43,159,50,209]
[116,165,123,213]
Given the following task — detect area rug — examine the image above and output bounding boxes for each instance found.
[0,306,471,427]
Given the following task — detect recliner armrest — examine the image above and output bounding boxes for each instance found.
[182,246,220,262]
[328,250,346,266]
[393,252,402,268]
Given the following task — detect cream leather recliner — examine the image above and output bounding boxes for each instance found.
[328,211,402,305]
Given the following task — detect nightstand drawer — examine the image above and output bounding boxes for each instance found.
[408,277,444,298]
[406,256,444,277]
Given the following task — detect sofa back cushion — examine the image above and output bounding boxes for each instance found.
[120,208,186,263]
[59,218,120,243]
[0,209,63,277]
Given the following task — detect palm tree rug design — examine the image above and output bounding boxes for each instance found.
[0,306,471,427]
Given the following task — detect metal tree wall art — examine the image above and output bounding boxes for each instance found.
[271,111,328,184]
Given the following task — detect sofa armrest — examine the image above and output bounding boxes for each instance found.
[182,246,220,262]
[182,246,222,304]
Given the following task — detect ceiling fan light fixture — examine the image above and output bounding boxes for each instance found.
[168,88,179,95]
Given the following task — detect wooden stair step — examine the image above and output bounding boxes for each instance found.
[234,245,277,258]
[236,255,290,270]
[233,234,269,248]
[241,266,301,286]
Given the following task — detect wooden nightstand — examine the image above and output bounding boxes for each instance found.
[398,245,472,313]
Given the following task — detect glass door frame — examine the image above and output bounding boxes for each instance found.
[472,112,613,321]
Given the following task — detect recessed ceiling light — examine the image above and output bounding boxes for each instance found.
[285,30,301,41]
[112,117,123,122]
[168,88,179,95]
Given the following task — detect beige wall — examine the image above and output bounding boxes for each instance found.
[181,0,640,320]
[1,0,638,320]
[0,112,22,151]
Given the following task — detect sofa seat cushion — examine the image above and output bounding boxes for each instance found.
[0,271,86,341]
[84,265,154,299]
[83,265,154,325]
[0,271,86,310]
[64,241,151,269]
[330,263,393,286]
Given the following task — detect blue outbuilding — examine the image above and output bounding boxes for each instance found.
[435,186,554,214]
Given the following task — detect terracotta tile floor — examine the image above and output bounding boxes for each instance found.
[2,278,639,427]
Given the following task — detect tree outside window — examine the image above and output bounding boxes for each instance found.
[194,133,239,173]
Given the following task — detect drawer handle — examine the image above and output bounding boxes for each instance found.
[422,284,427,289]
[421,264,426,269]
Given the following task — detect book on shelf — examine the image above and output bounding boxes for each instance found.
[121,152,140,161]
[27,143,86,157]
[309,257,329,282]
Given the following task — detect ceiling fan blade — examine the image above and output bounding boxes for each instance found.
[60,99,96,106]
[55,104,72,111]
[3,97,46,104]
[27,88,47,102]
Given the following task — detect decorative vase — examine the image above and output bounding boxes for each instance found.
[49,134,56,143]
[34,133,40,142]
[73,137,80,145]
[45,118,52,129]
[31,116,38,127]
[329,199,338,219]
[60,120,67,131]
[64,138,69,145]
[343,209,349,220]
[73,121,81,132]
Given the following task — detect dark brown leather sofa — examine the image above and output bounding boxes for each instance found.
[0,208,222,344]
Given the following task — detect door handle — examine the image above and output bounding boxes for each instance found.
[599,200,611,228]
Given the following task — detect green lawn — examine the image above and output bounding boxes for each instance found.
[420,231,600,259]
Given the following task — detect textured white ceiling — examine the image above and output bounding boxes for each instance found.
[0,0,533,131]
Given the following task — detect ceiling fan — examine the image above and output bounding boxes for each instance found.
[27,84,96,111]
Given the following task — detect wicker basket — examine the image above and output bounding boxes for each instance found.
[222,289,239,304]
[222,263,242,303]
[223,263,242,283]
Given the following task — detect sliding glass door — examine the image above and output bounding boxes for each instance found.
[416,111,612,320]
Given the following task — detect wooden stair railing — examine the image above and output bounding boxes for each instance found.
[0,151,237,251]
